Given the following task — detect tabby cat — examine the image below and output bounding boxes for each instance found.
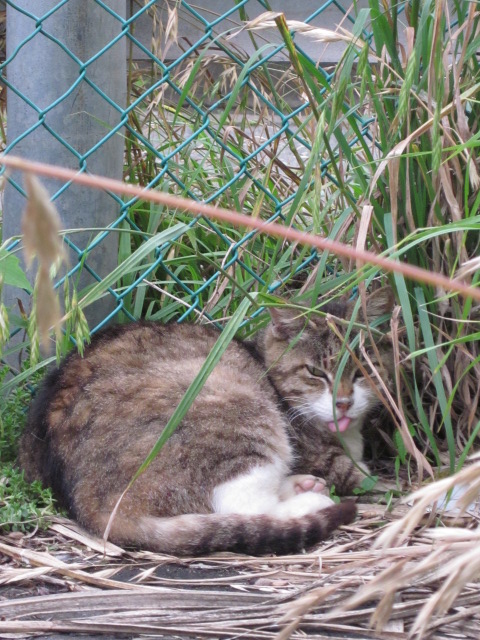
[19,288,394,556]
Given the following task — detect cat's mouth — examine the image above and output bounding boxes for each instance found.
[326,416,351,433]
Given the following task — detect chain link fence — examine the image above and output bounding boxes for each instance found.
[1,0,376,334]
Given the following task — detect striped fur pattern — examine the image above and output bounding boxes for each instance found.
[19,290,393,555]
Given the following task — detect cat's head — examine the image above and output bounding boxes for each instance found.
[262,288,395,434]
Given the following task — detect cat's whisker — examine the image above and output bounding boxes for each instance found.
[286,405,315,423]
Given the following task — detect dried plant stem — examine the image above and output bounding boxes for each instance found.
[1,154,479,303]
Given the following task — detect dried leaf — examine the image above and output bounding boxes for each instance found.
[35,264,62,348]
[230,11,365,47]
[22,173,65,269]
[456,256,480,280]
[21,174,66,350]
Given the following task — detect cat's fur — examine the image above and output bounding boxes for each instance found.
[19,289,394,556]
[258,291,395,494]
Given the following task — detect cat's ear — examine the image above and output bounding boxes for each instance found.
[363,286,395,321]
[268,306,310,340]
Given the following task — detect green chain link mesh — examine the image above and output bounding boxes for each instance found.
[1,1,375,334]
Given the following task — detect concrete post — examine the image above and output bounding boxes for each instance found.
[3,0,126,336]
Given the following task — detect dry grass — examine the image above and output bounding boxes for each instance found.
[340,456,480,639]
[22,173,66,352]
[1,5,479,637]
[1,158,478,639]
[1,495,479,640]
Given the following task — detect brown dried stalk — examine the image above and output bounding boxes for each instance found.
[1,154,479,304]
[22,173,66,349]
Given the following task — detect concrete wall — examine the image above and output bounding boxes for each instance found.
[127,1,369,66]
[3,1,126,332]
[0,2,374,66]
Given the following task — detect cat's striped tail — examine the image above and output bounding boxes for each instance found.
[99,501,356,556]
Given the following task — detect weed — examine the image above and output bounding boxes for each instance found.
[0,370,58,533]
[0,2,479,497]
[0,465,58,533]
[0,368,31,464]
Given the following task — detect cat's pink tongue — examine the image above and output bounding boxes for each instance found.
[327,417,352,433]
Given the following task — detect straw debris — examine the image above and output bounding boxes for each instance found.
[1,500,480,639]
[337,457,480,638]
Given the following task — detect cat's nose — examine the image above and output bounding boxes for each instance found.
[335,398,353,412]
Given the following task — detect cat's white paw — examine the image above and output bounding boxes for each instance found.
[279,474,327,500]
[273,490,334,518]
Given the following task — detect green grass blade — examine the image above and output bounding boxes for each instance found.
[128,295,252,484]
[0,357,56,397]
[79,223,189,309]
[415,287,455,472]
[384,214,416,348]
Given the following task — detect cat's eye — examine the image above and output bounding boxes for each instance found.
[306,365,329,381]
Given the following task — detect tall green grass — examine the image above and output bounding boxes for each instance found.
[119,0,480,476]
[259,1,480,473]
[1,1,479,489]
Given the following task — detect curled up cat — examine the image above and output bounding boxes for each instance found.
[19,288,394,556]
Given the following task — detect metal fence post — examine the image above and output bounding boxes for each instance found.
[3,0,126,338]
